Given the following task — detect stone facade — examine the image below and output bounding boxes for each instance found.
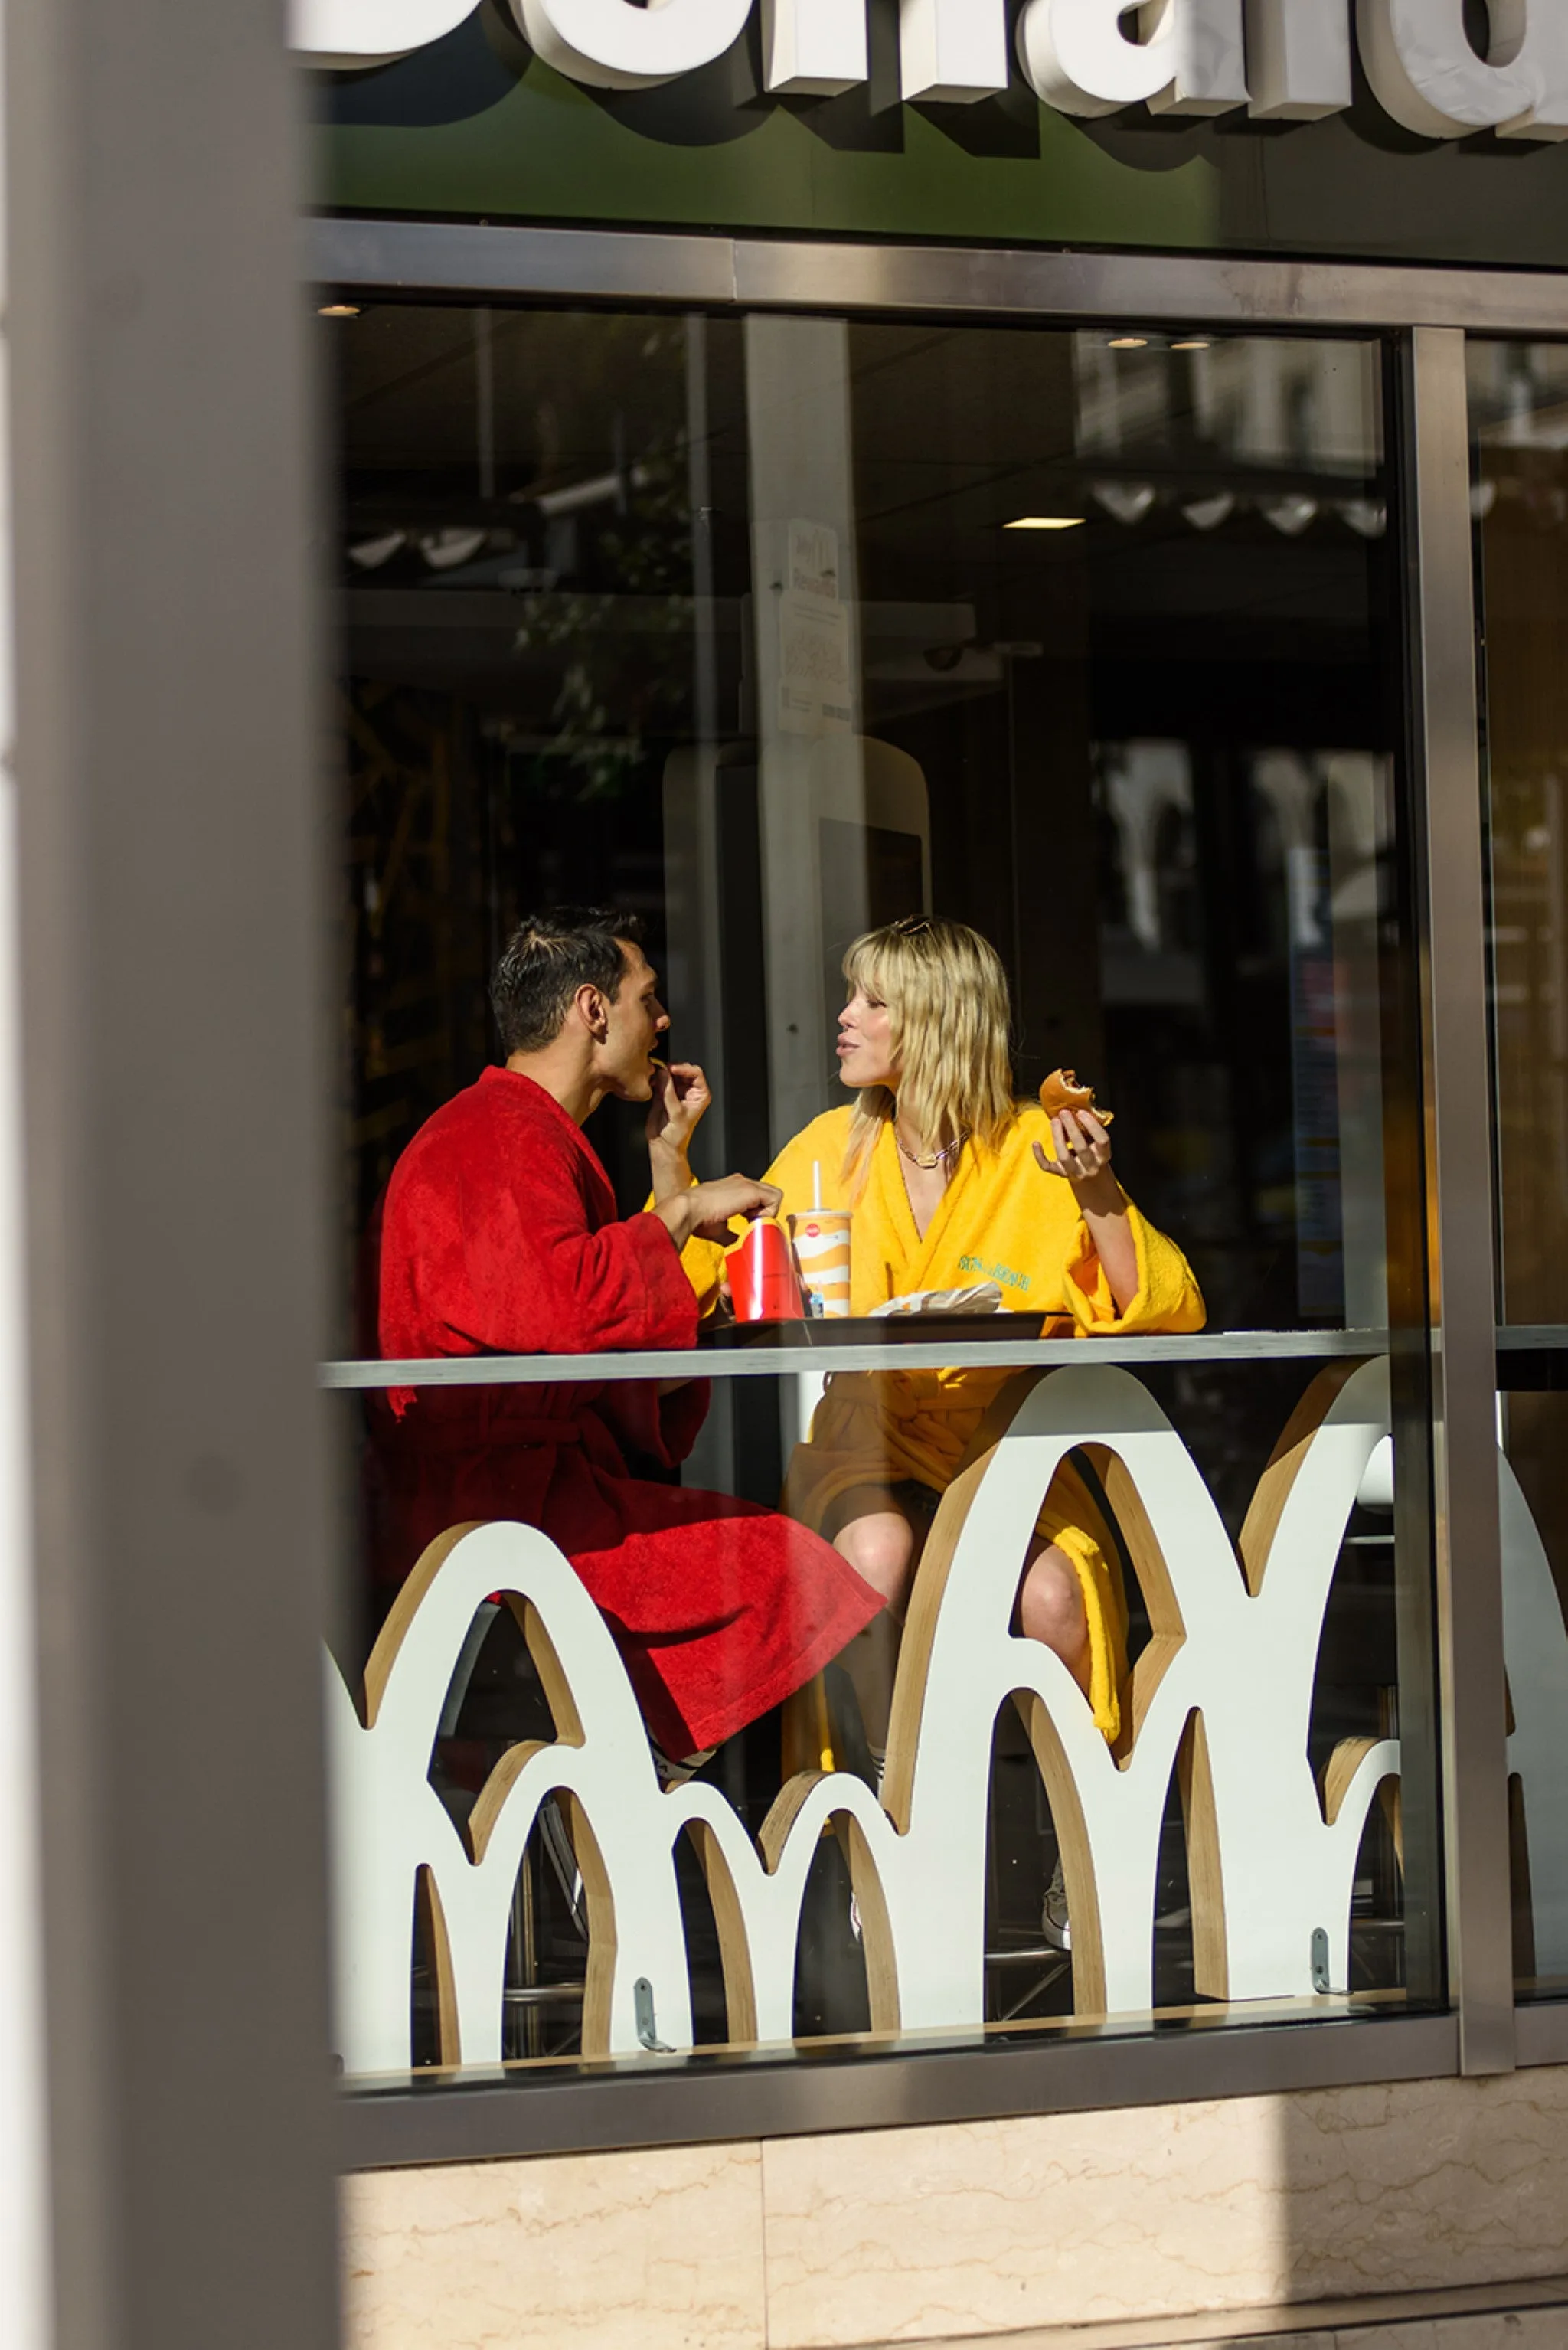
[342,2068,1568,2349]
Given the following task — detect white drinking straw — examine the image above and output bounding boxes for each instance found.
[812,1160,822,1211]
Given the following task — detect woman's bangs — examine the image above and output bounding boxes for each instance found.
[842,937,890,1002]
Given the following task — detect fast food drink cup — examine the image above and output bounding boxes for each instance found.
[728,1217,806,1324]
[788,1211,853,1319]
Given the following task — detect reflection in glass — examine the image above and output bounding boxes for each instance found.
[1472,343,1568,1329]
[326,308,1432,2076]
[1471,342,1568,2002]
[334,309,1397,1339]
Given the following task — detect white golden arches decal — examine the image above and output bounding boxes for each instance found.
[1502,1446,1568,1976]
[332,1358,1508,2071]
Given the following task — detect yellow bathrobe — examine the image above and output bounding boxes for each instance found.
[688,1103,1205,1742]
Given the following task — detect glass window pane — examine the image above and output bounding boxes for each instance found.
[1470,339,1568,2005]
[327,306,1439,2090]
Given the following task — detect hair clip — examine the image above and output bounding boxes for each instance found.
[890,915,933,936]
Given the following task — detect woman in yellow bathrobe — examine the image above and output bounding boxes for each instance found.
[717,917,1205,1796]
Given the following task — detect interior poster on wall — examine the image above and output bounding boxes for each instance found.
[779,520,852,739]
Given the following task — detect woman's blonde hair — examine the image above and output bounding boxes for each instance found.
[841,917,1016,1192]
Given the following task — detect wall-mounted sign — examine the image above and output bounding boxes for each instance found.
[298,0,1568,145]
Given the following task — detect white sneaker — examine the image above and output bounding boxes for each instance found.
[1041,1858,1071,1953]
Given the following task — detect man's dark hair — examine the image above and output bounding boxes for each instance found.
[490,907,645,1057]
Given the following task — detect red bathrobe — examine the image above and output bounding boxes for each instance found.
[375,1067,880,1757]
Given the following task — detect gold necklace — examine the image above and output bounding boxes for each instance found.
[894,1126,966,1172]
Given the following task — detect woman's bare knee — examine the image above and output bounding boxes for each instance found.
[1020,1545,1089,1666]
[835,1512,916,1611]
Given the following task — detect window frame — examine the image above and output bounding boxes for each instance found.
[315,220,1534,2170]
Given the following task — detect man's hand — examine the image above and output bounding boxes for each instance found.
[648,1061,710,1155]
[652,1173,782,1250]
[647,1062,713,1204]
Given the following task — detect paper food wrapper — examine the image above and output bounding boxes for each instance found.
[870,1283,1007,1319]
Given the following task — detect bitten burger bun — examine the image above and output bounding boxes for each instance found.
[1040,1068,1114,1126]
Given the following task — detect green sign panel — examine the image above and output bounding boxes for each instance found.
[315,9,1568,268]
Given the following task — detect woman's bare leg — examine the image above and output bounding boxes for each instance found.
[824,1484,918,1759]
[1019,1541,1092,1698]
[825,1482,919,1615]
[1019,1541,1093,1946]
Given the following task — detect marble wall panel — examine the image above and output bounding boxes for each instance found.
[342,2140,766,2350]
[760,2069,1568,2347]
[339,2069,1568,2350]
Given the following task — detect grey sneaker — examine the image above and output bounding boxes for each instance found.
[1041,1858,1071,1953]
[649,1739,717,1789]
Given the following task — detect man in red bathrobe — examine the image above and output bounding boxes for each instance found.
[376,906,880,1764]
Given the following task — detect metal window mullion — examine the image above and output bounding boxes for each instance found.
[307,220,1568,337]
[1403,325,1514,2078]
[341,2013,1462,2169]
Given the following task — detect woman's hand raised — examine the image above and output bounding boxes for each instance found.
[1034,1110,1138,1312]
[1034,1108,1116,1204]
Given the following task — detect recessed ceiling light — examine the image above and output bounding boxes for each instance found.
[1172,338,1211,351]
[318,302,361,318]
[1004,515,1086,531]
[1107,335,1148,350]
